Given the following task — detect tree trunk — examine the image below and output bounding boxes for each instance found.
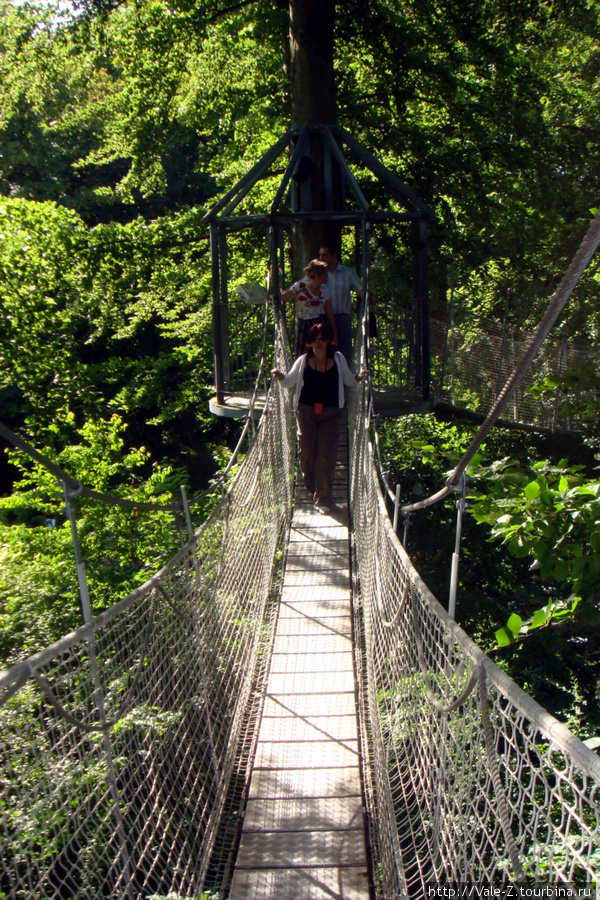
[287,0,340,275]
[289,0,337,127]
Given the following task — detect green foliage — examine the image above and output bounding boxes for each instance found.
[468,456,600,634]
[0,0,286,221]
[337,0,600,335]
[0,195,236,479]
[0,414,185,665]
[380,410,600,734]
[0,198,87,429]
[527,361,600,447]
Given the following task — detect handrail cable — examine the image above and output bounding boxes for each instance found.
[0,419,181,513]
[400,205,600,515]
[3,308,600,895]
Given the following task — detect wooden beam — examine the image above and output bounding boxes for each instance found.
[202,130,295,224]
[339,128,435,219]
[323,127,369,213]
[214,210,420,230]
[270,127,310,215]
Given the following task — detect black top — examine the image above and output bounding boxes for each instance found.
[299,360,338,408]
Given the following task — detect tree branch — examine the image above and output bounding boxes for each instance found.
[202,0,259,25]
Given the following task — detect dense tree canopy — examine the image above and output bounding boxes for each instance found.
[2,0,599,323]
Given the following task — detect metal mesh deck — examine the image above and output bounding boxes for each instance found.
[229,448,371,900]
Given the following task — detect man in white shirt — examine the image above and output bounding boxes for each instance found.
[319,242,364,365]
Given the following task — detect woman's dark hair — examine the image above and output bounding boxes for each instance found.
[305,321,335,357]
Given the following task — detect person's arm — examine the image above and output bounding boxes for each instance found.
[324,299,339,347]
[270,281,296,303]
[272,355,303,388]
[336,352,368,386]
[350,270,363,297]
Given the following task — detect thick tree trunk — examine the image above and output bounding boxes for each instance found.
[289,0,337,127]
[287,0,340,275]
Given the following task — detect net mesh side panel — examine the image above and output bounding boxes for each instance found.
[0,330,295,900]
[348,381,600,898]
[431,314,600,430]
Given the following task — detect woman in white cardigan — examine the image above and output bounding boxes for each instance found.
[273,321,367,514]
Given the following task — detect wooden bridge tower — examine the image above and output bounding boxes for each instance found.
[203,124,435,417]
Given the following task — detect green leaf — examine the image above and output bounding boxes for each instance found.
[552,560,569,581]
[531,609,547,629]
[506,613,523,636]
[508,538,530,558]
[524,481,541,501]
[495,627,513,648]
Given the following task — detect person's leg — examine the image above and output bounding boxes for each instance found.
[334,313,353,366]
[296,404,318,498]
[314,409,342,509]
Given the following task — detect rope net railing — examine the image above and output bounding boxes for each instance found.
[0,326,295,900]
[431,314,600,431]
[348,378,600,897]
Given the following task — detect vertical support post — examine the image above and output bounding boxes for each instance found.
[354,223,361,280]
[210,224,225,405]
[412,221,422,393]
[495,289,511,399]
[448,472,467,620]
[362,218,370,280]
[361,218,371,371]
[388,251,397,386]
[439,262,455,394]
[392,483,401,533]
[180,485,194,543]
[62,481,92,625]
[180,485,202,594]
[511,327,518,422]
[402,514,411,549]
[269,222,282,327]
[553,336,568,431]
[62,480,136,899]
[218,229,231,392]
[277,226,286,285]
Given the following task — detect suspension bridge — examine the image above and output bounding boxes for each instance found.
[2,123,600,897]
[2,297,600,898]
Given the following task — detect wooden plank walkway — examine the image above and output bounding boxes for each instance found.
[229,444,371,900]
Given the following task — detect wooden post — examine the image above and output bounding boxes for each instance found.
[210,225,225,405]
[218,229,231,392]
